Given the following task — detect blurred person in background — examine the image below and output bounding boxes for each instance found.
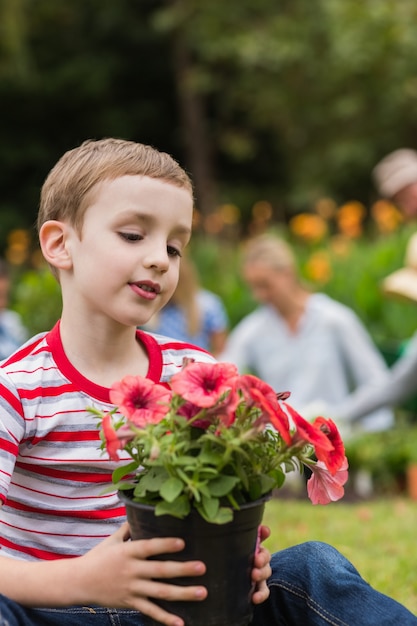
[330,148,417,420]
[143,255,229,357]
[0,258,28,360]
[328,231,417,428]
[373,148,417,219]
[219,233,394,439]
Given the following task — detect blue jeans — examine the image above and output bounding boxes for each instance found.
[0,542,415,625]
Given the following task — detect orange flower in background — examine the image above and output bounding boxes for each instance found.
[305,250,332,284]
[371,200,403,233]
[336,201,365,238]
[330,235,352,258]
[219,203,241,225]
[5,228,31,265]
[289,213,328,243]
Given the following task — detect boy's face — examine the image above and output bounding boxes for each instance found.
[64,175,193,327]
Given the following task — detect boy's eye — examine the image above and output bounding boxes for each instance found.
[167,246,182,258]
[119,232,143,242]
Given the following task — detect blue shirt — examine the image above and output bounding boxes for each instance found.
[144,289,228,352]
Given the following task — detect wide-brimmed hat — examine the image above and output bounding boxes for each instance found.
[382,232,417,302]
[373,149,417,198]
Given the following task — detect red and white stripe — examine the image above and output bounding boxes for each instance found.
[0,321,214,561]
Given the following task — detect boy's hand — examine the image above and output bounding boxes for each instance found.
[76,523,207,626]
[251,524,272,605]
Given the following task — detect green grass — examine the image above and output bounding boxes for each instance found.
[262,496,417,615]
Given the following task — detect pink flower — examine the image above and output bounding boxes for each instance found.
[312,417,346,475]
[286,403,334,453]
[307,457,349,505]
[287,406,346,474]
[249,388,292,445]
[92,359,350,519]
[177,400,211,429]
[170,361,238,408]
[109,375,171,428]
[101,413,122,462]
[238,374,279,409]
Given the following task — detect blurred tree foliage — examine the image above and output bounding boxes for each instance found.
[1,0,417,248]
[0,0,178,250]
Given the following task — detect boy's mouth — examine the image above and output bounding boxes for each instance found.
[129,281,161,300]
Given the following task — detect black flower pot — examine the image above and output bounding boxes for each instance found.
[119,491,269,626]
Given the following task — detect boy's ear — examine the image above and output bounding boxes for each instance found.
[39,220,73,271]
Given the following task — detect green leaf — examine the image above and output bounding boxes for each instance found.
[112,461,139,484]
[270,468,285,489]
[198,449,224,466]
[197,503,234,525]
[138,467,170,491]
[155,495,190,519]
[201,494,219,520]
[207,475,240,497]
[174,455,199,466]
[133,481,149,498]
[259,474,277,494]
[160,477,184,503]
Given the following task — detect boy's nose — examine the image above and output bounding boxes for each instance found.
[143,246,170,272]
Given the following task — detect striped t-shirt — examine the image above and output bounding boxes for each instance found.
[0,321,215,562]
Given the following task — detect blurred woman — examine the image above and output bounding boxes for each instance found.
[220,233,394,438]
[143,255,229,357]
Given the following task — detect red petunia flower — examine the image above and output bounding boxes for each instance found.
[109,375,171,428]
[285,402,334,453]
[237,374,280,409]
[177,400,211,429]
[101,413,122,462]
[312,417,346,475]
[170,361,238,408]
[307,457,349,505]
[92,358,349,519]
[249,388,292,445]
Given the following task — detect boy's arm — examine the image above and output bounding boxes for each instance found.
[0,522,207,626]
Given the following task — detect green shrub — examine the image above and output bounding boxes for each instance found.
[13,269,61,335]
[345,426,417,493]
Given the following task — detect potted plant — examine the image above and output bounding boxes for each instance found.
[91,359,348,626]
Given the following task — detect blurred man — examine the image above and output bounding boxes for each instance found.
[373,148,417,219]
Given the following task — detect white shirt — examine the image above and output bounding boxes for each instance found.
[334,330,417,424]
[220,293,394,438]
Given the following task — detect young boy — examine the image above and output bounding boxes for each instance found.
[0,137,269,626]
[0,138,415,626]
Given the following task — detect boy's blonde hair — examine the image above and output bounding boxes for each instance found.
[38,138,193,234]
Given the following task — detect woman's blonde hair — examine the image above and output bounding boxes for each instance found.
[149,256,201,336]
[171,256,201,336]
[242,234,296,271]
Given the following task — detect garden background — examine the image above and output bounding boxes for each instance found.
[1,0,417,612]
